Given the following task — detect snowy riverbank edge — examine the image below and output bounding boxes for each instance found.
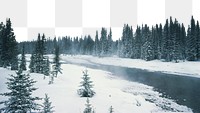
[60,55,200,78]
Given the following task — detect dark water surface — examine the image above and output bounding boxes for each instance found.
[65,61,200,113]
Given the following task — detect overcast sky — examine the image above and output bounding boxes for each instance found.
[0,0,200,42]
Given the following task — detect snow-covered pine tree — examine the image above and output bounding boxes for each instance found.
[83,98,95,113]
[141,24,154,61]
[186,16,197,61]
[52,44,62,77]
[134,26,142,59]
[0,69,41,112]
[94,31,100,56]
[109,106,114,113]
[0,18,18,69]
[107,28,113,56]
[78,70,95,97]
[19,43,26,70]
[42,94,54,113]
[43,57,50,79]
[29,52,36,73]
[100,28,108,57]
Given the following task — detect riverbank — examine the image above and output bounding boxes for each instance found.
[61,55,200,78]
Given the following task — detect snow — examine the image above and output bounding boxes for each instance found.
[0,63,192,113]
[61,55,200,78]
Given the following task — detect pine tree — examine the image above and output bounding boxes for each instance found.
[19,44,26,70]
[0,22,6,67]
[0,69,41,112]
[29,52,36,73]
[83,98,95,113]
[186,16,197,61]
[141,25,153,61]
[0,18,18,69]
[52,44,62,77]
[43,57,50,79]
[107,28,113,56]
[109,106,114,113]
[196,21,200,60]
[134,26,142,59]
[78,70,95,97]
[42,94,54,113]
[94,31,100,56]
[100,28,108,56]
[162,19,170,61]
[29,33,48,74]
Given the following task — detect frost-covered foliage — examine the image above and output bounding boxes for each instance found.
[83,98,95,113]
[42,94,54,113]
[78,70,95,97]
[0,69,41,112]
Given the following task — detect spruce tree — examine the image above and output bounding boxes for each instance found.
[0,18,18,69]
[19,44,26,70]
[52,44,62,77]
[109,106,114,113]
[42,94,54,113]
[0,69,41,112]
[107,28,113,56]
[78,70,95,97]
[83,98,95,113]
[43,57,50,79]
[29,52,36,73]
[186,16,197,61]
[94,31,100,56]
[100,28,108,56]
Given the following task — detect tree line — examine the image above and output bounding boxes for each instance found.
[20,16,200,62]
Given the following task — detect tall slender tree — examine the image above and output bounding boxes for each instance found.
[52,43,62,77]
[19,44,26,70]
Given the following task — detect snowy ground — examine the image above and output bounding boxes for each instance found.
[0,63,192,113]
[61,55,200,78]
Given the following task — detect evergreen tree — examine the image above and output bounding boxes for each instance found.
[0,18,18,69]
[109,106,114,113]
[19,44,26,70]
[42,94,54,113]
[78,70,95,97]
[100,28,108,56]
[83,98,95,113]
[0,69,41,112]
[186,16,197,61]
[52,44,62,77]
[94,31,100,56]
[43,57,50,79]
[107,28,113,56]
[196,21,200,60]
[162,19,170,61]
[134,26,142,59]
[0,22,6,67]
[121,24,133,58]
[29,52,36,73]
[141,25,153,61]
[29,33,47,74]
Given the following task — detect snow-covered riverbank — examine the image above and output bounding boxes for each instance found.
[61,55,200,78]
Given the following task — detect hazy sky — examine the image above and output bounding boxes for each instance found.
[0,0,200,42]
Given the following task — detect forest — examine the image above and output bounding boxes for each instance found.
[18,16,200,62]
